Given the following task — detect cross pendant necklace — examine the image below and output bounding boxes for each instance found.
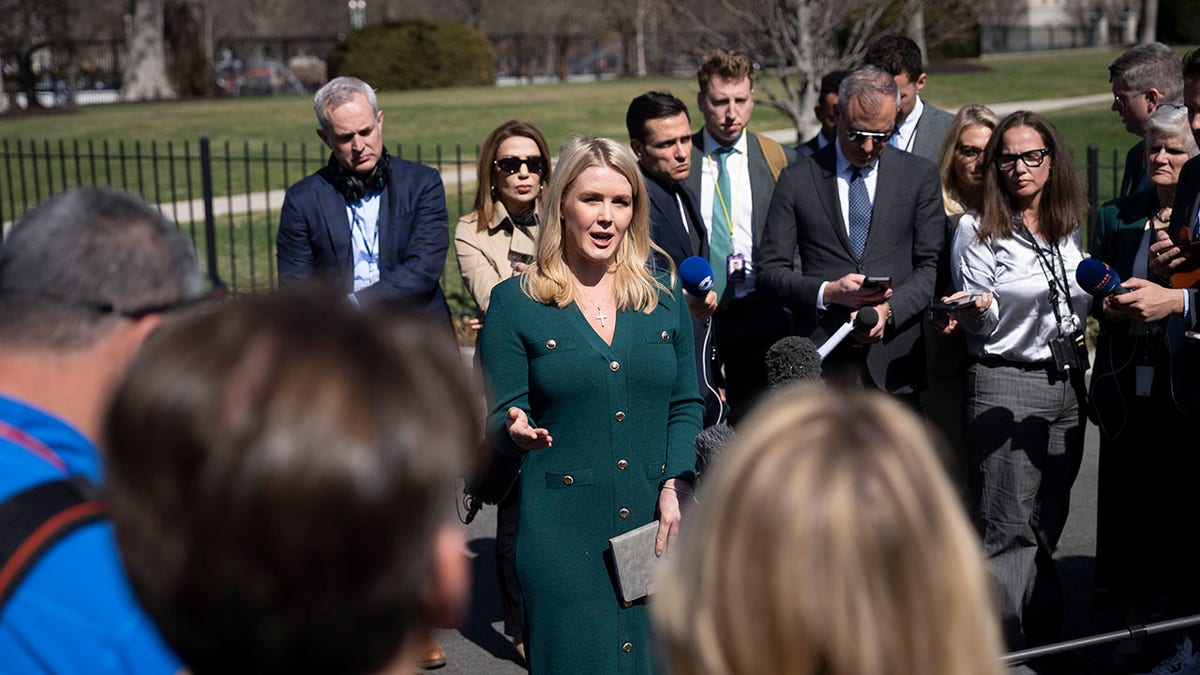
[575,282,610,327]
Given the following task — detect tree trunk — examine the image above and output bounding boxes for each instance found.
[122,0,177,101]
[1140,0,1157,43]
[166,0,219,97]
[634,0,648,77]
[905,0,927,62]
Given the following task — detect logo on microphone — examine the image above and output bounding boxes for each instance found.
[698,276,713,292]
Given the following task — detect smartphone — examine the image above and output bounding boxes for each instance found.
[863,276,892,290]
[929,297,977,313]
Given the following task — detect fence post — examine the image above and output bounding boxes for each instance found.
[1087,144,1099,248]
[199,137,226,294]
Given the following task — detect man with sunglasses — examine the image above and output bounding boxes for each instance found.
[0,188,203,673]
[278,76,451,325]
[1109,43,1183,197]
[758,66,946,405]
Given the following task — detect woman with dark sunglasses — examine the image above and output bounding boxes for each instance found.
[456,121,552,324]
[453,120,551,665]
[947,111,1090,653]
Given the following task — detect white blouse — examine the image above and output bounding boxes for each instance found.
[951,212,1091,363]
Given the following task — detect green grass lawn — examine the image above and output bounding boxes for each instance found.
[0,46,1183,325]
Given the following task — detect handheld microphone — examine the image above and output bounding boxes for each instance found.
[765,336,823,388]
[816,307,878,360]
[1076,257,1130,297]
[679,256,714,297]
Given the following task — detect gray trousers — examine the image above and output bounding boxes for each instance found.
[965,361,1086,650]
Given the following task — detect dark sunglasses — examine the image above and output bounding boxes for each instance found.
[845,129,893,144]
[995,148,1050,171]
[494,156,547,176]
[956,145,985,160]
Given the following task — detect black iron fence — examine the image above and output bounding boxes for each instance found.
[0,137,480,310]
[0,136,1123,310]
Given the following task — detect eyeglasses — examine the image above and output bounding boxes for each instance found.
[845,129,894,144]
[956,145,985,160]
[995,148,1050,171]
[1112,91,1147,110]
[494,156,547,176]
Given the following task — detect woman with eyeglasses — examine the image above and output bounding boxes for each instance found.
[948,110,1090,651]
[924,105,1000,497]
[454,120,551,663]
[1089,105,1199,666]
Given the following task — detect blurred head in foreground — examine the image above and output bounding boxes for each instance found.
[104,291,480,675]
[654,386,1003,675]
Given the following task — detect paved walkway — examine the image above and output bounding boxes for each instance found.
[156,93,1113,224]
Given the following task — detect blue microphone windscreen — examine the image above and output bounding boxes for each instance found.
[1075,257,1123,297]
[679,256,714,296]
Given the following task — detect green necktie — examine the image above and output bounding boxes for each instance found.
[709,147,734,302]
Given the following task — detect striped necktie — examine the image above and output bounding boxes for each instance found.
[709,147,734,301]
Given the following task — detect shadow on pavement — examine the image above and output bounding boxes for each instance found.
[460,537,523,664]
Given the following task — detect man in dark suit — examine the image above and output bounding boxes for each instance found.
[796,70,847,159]
[862,35,953,163]
[277,76,450,325]
[1109,43,1183,197]
[686,49,796,424]
[275,76,451,668]
[757,66,946,403]
[626,91,722,425]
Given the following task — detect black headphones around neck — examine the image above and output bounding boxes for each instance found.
[329,147,392,203]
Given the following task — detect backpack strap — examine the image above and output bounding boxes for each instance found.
[755,134,788,182]
[0,476,105,612]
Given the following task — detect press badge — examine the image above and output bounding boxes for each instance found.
[727,253,746,283]
[1135,365,1154,397]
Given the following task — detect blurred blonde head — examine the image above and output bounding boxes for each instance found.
[654,386,1004,675]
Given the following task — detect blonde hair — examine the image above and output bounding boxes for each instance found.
[654,386,1004,675]
[522,136,672,312]
[938,104,999,216]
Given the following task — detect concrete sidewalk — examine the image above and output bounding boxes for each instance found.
[155,92,1113,224]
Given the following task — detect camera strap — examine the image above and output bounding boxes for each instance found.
[1018,221,1077,337]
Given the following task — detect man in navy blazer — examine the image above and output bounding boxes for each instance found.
[277,76,451,325]
[627,91,722,424]
[758,66,946,401]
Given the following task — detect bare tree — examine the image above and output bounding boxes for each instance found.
[682,0,977,137]
[606,0,654,76]
[122,0,177,100]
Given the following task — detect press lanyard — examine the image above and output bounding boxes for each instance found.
[1019,221,1077,336]
[350,202,378,264]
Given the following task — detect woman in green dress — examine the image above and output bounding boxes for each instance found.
[479,136,702,673]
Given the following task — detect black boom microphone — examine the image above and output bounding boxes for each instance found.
[765,336,823,388]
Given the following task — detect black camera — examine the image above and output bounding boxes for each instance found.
[1049,331,1089,374]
